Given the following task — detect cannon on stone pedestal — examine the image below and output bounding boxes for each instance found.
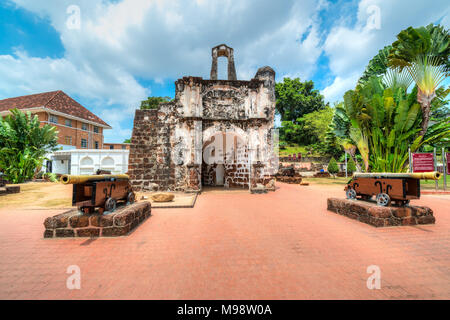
[345,172,441,206]
[60,174,135,214]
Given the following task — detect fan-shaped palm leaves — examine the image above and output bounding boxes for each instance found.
[388,24,450,136]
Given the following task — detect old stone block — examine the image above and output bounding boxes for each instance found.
[69,214,90,228]
[418,215,435,225]
[90,214,114,227]
[367,207,391,219]
[43,212,71,229]
[102,225,130,237]
[5,185,20,194]
[76,228,100,237]
[44,229,54,238]
[55,228,75,237]
[393,207,412,218]
[151,193,175,202]
[114,210,135,226]
[401,217,417,226]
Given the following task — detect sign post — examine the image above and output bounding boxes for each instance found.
[434,148,437,191]
[412,152,435,172]
[445,150,449,191]
[408,148,412,173]
[345,152,348,178]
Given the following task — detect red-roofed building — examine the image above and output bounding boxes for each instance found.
[0,90,111,149]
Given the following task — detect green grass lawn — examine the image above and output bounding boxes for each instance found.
[420,175,450,190]
[279,144,321,157]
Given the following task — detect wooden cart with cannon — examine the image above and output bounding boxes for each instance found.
[60,174,136,214]
[344,171,441,206]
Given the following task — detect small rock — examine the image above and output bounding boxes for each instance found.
[151,193,175,202]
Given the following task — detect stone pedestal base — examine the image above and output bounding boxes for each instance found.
[327,198,435,227]
[0,185,20,195]
[44,201,151,238]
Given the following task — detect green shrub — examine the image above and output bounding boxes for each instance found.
[43,172,58,182]
[0,109,58,183]
[347,157,357,175]
[327,157,339,177]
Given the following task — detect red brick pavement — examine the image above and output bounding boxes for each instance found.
[0,183,449,299]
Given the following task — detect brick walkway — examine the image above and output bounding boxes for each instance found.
[0,183,449,299]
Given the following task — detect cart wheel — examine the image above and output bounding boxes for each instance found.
[346,188,357,200]
[105,197,117,212]
[376,193,391,206]
[127,192,136,205]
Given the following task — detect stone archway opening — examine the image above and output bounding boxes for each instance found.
[202,131,249,188]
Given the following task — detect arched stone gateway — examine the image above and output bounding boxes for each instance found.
[202,131,249,188]
[128,45,277,193]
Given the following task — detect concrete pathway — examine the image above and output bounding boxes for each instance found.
[0,183,449,299]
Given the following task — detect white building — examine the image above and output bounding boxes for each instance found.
[48,149,129,175]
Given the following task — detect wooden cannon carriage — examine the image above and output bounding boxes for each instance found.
[60,174,136,214]
[345,172,441,206]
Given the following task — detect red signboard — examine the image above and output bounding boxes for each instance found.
[447,153,450,172]
[412,153,435,172]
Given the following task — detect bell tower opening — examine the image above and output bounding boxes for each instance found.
[210,44,237,81]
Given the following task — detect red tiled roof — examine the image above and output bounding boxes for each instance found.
[0,90,110,127]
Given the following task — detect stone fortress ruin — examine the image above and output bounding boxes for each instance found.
[128,44,278,193]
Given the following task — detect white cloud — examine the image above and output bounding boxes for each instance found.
[3,0,449,141]
[3,0,326,142]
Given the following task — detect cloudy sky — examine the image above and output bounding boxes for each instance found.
[0,0,449,143]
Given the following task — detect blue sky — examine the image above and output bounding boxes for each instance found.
[0,0,448,142]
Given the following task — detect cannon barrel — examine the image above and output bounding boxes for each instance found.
[352,171,441,180]
[60,174,130,184]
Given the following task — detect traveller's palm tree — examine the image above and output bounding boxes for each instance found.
[388,24,450,136]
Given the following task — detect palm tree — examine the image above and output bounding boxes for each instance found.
[388,24,450,137]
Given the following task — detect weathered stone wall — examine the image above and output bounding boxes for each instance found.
[128,46,277,193]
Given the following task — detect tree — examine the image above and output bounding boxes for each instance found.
[388,24,450,137]
[343,76,449,172]
[0,109,58,183]
[140,96,172,110]
[275,78,327,122]
[327,157,339,177]
[123,138,131,143]
[347,157,357,175]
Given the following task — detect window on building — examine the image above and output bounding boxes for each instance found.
[95,141,99,149]
[64,136,72,145]
[94,126,99,133]
[81,139,87,148]
[122,145,126,150]
[49,115,58,124]
[82,123,88,131]
[109,145,114,150]
[65,119,72,127]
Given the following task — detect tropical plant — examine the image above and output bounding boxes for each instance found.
[327,157,339,177]
[347,157,357,175]
[343,77,450,172]
[0,109,58,183]
[388,24,450,137]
